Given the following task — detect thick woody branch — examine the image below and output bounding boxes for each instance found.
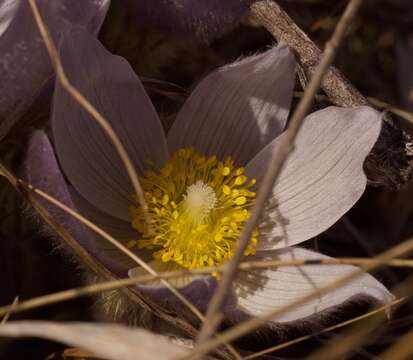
[249,0,413,189]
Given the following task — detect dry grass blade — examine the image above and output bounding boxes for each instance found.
[180,233,413,360]
[197,0,364,344]
[0,321,189,360]
[293,91,413,126]
[0,257,410,320]
[26,2,243,358]
[26,185,242,360]
[378,328,413,360]
[243,297,406,360]
[0,162,210,358]
[304,274,413,360]
[27,0,151,229]
[1,297,18,324]
[367,96,413,126]
[22,180,204,320]
[14,174,241,359]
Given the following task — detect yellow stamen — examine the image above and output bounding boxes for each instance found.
[129,148,258,270]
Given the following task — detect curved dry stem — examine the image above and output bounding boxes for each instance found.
[197,0,364,344]
[180,233,413,359]
[1,297,19,324]
[22,179,203,320]
[27,0,152,231]
[243,297,406,360]
[18,178,242,360]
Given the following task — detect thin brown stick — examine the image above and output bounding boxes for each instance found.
[249,0,413,189]
[367,96,413,125]
[1,297,18,325]
[21,180,205,321]
[249,0,366,108]
[243,297,406,360]
[26,4,241,359]
[180,233,413,359]
[27,0,151,229]
[377,327,413,360]
[0,162,212,358]
[197,0,363,344]
[304,274,413,360]
[293,91,413,126]
[18,178,241,360]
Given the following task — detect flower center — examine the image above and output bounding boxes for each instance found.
[128,148,258,270]
[183,181,217,222]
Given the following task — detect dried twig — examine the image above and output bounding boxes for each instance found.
[181,233,413,359]
[0,161,213,357]
[304,274,413,360]
[249,0,413,189]
[378,327,413,360]
[27,0,152,229]
[0,297,18,325]
[197,0,363,345]
[27,3,241,359]
[243,297,406,360]
[23,180,204,321]
[293,91,413,126]
[0,257,411,320]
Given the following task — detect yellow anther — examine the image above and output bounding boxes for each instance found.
[222,185,231,195]
[162,252,172,262]
[222,167,231,176]
[235,176,247,185]
[162,194,169,205]
[235,196,247,205]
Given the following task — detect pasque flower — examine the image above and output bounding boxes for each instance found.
[0,0,109,139]
[26,27,391,326]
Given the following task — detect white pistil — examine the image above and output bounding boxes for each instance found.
[183,180,217,221]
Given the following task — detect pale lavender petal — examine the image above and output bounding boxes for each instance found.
[0,0,110,139]
[52,27,168,221]
[69,188,154,268]
[246,106,382,249]
[24,130,127,277]
[235,247,392,322]
[0,321,188,359]
[125,0,248,41]
[0,1,18,36]
[168,44,296,166]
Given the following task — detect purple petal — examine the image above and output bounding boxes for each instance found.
[124,0,248,41]
[69,188,154,269]
[235,247,392,322]
[168,44,296,166]
[52,27,168,221]
[0,321,188,359]
[246,106,382,249]
[129,262,234,313]
[24,130,127,277]
[0,0,110,139]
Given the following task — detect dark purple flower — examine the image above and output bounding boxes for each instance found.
[0,0,110,139]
